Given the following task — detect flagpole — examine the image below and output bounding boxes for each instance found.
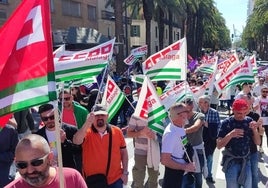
[93,65,109,108]
[53,101,65,188]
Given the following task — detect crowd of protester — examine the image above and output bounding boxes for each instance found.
[2,49,268,188]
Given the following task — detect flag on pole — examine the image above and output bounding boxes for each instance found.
[124,45,148,66]
[224,57,255,88]
[195,56,218,74]
[0,0,56,116]
[54,38,115,82]
[101,75,126,122]
[160,81,191,111]
[142,38,187,81]
[133,76,168,135]
[214,57,254,91]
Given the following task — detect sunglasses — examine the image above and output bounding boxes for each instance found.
[59,97,71,101]
[41,115,55,121]
[262,91,268,93]
[15,154,49,169]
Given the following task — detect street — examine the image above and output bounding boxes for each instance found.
[124,111,268,188]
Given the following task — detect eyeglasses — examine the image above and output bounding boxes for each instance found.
[15,154,49,169]
[262,91,268,93]
[41,115,55,121]
[59,97,71,101]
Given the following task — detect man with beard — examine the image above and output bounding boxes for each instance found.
[73,104,129,188]
[35,104,81,171]
[5,134,87,188]
[58,90,88,129]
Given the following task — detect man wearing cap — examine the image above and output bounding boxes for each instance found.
[198,95,221,184]
[73,104,129,188]
[217,99,261,188]
[161,103,196,188]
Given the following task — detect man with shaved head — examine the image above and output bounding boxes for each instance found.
[5,134,87,188]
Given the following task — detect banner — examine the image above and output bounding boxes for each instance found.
[142,38,187,81]
[196,56,218,74]
[214,57,254,91]
[134,76,168,135]
[0,0,56,116]
[101,75,125,122]
[54,38,115,82]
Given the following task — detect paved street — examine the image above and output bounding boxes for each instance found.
[125,138,268,188]
[124,111,268,188]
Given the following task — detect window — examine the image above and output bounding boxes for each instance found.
[131,25,140,37]
[88,5,96,21]
[0,9,6,19]
[62,0,81,17]
[0,0,8,4]
[155,26,158,38]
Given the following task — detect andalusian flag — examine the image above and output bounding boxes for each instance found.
[54,38,115,82]
[0,0,56,116]
[133,76,168,135]
[101,75,125,122]
[225,57,255,89]
[142,38,187,81]
[195,56,218,74]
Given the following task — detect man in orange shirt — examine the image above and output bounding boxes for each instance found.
[73,104,129,188]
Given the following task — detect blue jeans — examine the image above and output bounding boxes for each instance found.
[250,152,259,188]
[182,153,204,188]
[108,178,123,188]
[225,160,252,188]
[206,154,213,178]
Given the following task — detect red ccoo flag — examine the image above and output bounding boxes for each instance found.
[0,0,57,116]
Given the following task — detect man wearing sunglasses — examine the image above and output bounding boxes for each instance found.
[35,103,82,172]
[5,134,87,188]
[58,90,88,129]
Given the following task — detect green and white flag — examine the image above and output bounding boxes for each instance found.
[133,76,168,135]
[215,57,254,92]
[142,38,187,81]
[54,38,115,83]
[101,75,126,122]
[225,57,255,89]
[196,56,218,74]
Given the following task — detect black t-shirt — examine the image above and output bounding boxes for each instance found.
[219,116,253,156]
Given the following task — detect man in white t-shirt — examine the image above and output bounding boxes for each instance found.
[161,103,196,188]
[255,85,268,148]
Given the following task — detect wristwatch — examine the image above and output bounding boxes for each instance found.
[123,171,129,175]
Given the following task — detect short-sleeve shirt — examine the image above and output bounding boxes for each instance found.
[4,167,87,188]
[128,115,148,155]
[218,116,253,156]
[162,123,186,164]
[185,112,205,146]
[82,125,126,185]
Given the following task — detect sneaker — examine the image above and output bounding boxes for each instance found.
[206,177,215,184]
[259,147,264,153]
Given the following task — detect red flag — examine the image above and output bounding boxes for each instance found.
[0,0,56,116]
[0,114,12,128]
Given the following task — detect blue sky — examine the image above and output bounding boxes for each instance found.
[214,0,248,35]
